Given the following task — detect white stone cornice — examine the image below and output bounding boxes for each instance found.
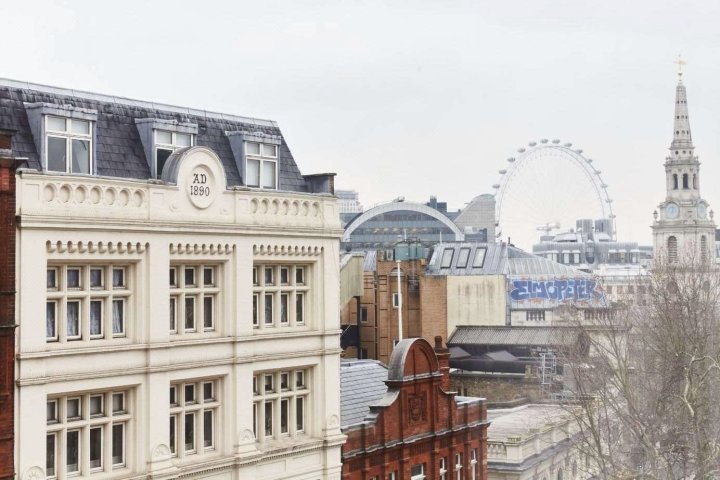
[16,347,341,386]
[253,244,323,256]
[46,240,148,254]
[169,242,234,255]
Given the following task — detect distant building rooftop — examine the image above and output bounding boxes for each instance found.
[488,404,569,441]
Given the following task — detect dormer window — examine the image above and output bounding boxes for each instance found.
[155,130,193,179]
[135,118,198,179]
[24,103,98,175]
[46,116,93,173]
[225,131,282,190]
[245,142,278,189]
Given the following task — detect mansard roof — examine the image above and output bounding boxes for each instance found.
[426,242,590,277]
[0,78,313,192]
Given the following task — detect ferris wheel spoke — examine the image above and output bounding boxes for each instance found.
[494,142,612,249]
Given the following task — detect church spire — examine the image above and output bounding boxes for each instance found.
[670,55,694,155]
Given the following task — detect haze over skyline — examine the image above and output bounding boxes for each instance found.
[5,0,720,248]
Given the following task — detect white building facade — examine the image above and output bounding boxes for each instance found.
[3,79,344,480]
[487,404,590,480]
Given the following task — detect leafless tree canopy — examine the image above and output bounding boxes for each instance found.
[566,254,720,479]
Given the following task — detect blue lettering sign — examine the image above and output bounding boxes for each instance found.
[510,278,605,304]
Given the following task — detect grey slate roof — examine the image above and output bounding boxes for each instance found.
[448,325,580,347]
[449,346,472,360]
[426,242,589,277]
[0,78,310,191]
[507,246,588,277]
[426,242,507,276]
[340,359,388,428]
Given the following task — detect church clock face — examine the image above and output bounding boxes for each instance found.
[698,203,707,219]
[666,202,679,219]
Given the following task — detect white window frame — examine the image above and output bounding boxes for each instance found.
[253,264,310,330]
[154,129,194,178]
[455,453,463,480]
[169,378,220,458]
[44,115,94,174]
[46,432,57,479]
[440,457,447,480]
[253,369,309,442]
[46,264,131,343]
[46,389,131,477]
[470,449,478,480]
[410,463,426,480]
[244,141,279,189]
[392,292,400,309]
[170,264,221,337]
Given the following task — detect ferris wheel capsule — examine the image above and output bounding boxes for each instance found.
[529,141,537,147]
[507,157,516,162]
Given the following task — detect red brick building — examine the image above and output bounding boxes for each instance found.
[341,337,488,480]
[0,129,18,480]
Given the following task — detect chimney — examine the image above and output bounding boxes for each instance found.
[434,335,451,391]
[0,129,18,480]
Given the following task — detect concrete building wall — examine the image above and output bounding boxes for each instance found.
[447,275,507,333]
[419,275,448,348]
[14,149,345,480]
[450,372,543,406]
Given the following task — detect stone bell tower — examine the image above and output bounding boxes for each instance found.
[652,57,716,264]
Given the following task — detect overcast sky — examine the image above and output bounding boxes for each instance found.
[4,0,720,248]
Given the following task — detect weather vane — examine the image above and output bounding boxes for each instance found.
[675,54,686,79]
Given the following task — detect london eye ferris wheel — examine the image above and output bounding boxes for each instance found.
[492,139,615,250]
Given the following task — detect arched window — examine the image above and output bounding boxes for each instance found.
[557,468,564,480]
[668,236,678,263]
[701,235,707,263]
[693,174,697,189]
[673,174,678,190]
[683,173,689,189]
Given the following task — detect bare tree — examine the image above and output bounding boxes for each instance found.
[564,253,720,479]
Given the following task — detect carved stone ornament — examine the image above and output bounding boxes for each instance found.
[326,414,340,429]
[22,467,45,480]
[408,393,427,424]
[152,443,171,459]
